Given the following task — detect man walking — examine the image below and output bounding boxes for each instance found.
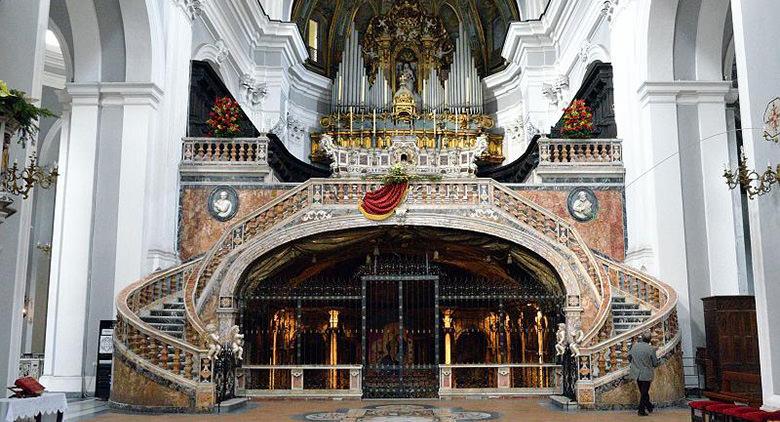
[629,332,659,416]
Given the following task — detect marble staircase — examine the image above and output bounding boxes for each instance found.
[139,296,185,339]
[611,295,652,335]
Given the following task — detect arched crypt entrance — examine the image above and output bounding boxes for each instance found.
[233,227,569,398]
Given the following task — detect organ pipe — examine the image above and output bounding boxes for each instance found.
[331,23,483,114]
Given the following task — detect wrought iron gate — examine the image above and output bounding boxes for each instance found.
[214,346,237,407]
[362,272,440,398]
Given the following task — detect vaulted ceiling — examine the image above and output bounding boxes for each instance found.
[291,0,520,77]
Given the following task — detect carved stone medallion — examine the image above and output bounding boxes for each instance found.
[208,186,239,222]
[567,187,598,222]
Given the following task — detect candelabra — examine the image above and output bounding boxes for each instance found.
[723,153,780,199]
[1,151,59,199]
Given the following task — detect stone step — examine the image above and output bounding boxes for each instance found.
[613,316,649,323]
[611,296,626,303]
[64,398,108,420]
[611,303,640,310]
[162,302,185,310]
[612,308,651,314]
[549,395,579,411]
[148,322,184,330]
[150,309,185,317]
[214,397,249,413]
[141,315,185,324]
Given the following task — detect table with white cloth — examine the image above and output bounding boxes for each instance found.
[0,393,67,422]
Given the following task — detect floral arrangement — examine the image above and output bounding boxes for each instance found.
[561,99,594,139]
[206,96,242,138]
[0,80,56,146]
[367,162,442,185]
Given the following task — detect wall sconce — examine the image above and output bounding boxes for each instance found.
[2,152,58,199]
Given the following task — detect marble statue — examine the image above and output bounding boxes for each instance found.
[213,191,233,219]
[205,323,222,359]
[229,325,245,361]
[555,323,568,356]
[568,328,585,357]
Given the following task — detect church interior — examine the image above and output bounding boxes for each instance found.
[0,0,779,421]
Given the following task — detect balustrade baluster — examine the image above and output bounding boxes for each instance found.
[184,354,193,380]
[161,344,169,370]
[598,351,607,375]
[609,345,617,371]
[173,349,181,375]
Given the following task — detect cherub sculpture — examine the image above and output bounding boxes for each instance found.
[568,328,585,357]
[555,323,568,356]
[229,325,245,361]
[205,323,222,360]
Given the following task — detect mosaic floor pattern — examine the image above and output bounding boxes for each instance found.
[300,404,496,422]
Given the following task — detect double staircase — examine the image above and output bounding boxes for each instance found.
[112,178,680,411]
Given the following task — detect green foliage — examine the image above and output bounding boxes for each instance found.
[367,163,443,185]
[0,80,57,145]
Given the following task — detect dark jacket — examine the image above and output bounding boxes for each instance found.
[628,341,659,381]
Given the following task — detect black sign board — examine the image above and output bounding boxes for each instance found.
[94,320,115,400]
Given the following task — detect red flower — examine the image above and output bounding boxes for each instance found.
[205,96,242,138]
[561,99,594,139]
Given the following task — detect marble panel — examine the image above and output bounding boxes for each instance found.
[513,188,625,260]
[179,186,291,259]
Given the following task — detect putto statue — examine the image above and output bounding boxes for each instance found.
[228,325,245,361]
[205,323,222,360]
[555,323,568,356]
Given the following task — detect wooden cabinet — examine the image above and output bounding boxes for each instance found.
[702,296,760,392]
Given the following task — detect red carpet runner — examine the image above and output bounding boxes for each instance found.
[358,182,409,221]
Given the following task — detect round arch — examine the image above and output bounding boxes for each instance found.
[199,212,599,337]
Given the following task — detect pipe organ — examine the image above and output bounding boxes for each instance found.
[313,1,502,165]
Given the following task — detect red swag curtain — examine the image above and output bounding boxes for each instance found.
[358,182,409,221]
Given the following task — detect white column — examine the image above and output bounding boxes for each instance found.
[144,0,193,273]
[41,84,100,392]
[731,0,780,410]
[108,83,163,300]
[0,0,52,387]
[695,85,741,296]
[635,86,693,360]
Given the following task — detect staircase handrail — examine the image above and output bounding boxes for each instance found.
[577,255,679,386]
[488,181,612,344]
[185,181,313,343]
[187,178,611,347]
[115,260,212,386]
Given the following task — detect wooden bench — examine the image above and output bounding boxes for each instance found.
[704,371,762,408]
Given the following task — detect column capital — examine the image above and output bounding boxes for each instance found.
[64,82,163,108]
[638,81,733,105]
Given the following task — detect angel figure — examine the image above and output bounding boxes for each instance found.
[229,325,245,361]
[555,323,568,356]
[568,328,585,357]
[205,323,222,360]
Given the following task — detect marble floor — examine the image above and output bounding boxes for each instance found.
[80,399,691,421]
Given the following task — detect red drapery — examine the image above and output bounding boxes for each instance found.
[358,182,409,221]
